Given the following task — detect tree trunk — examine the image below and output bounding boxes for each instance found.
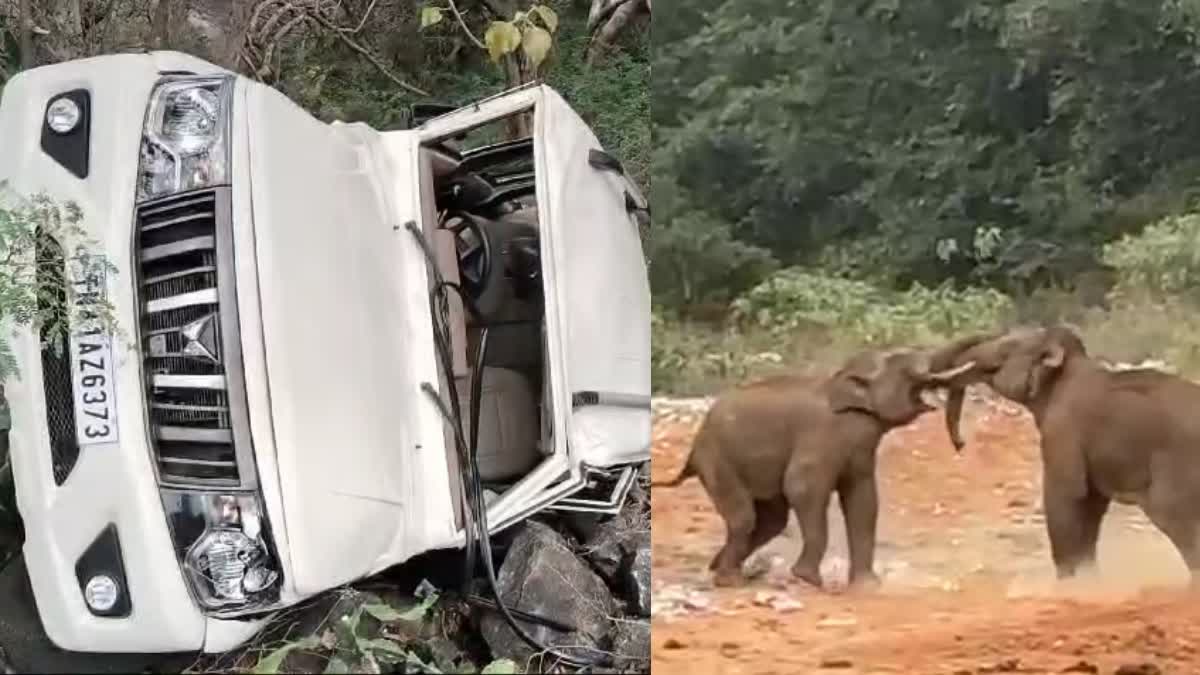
[152,0,174,50]
[17,0,33,70]
[587,0,649,65]
[185,0,252,71]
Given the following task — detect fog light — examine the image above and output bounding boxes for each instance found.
[84,575,119,612]
[46,97,82,134]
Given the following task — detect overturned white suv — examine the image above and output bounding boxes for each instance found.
[0,51,650,660]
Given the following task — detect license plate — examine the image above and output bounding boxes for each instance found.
[70,268,118,446]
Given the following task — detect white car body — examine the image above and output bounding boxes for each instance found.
[0,51,650,654]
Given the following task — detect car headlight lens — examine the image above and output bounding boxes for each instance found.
[46,97,82,134]
[136,77,231,203]
[162,491,281,613]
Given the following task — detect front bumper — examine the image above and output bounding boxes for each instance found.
[0,54,266,653]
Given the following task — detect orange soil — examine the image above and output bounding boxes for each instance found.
[650,397,1200,675]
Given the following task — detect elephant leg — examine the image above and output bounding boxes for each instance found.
[784,472,833,589]
[838,472,881,589]
[749,498,790,554]
[1143,499,1200,583]
[702,468,758,587]
[1075,491,1110,572]
[707,499,788,572]
[1043,486,1108,579]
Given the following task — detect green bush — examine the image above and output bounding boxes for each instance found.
[730,269,1015,346]
[1103,212,1200,298]
[652,308,792,395]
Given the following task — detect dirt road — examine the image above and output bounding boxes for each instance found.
[650,394,1200,675]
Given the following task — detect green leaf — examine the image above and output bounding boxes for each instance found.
[521,26,553,70]
[362,591,439,624]
[481,658,520,674]
[420,5,444,28]
[404,650,444,674]
[401,592,439,621]
[529,5,558,33]
[360,638,408,657]
[323,656,351,674]
[362,602,406,622]
[484,21,522,62]
[252,636,321,674]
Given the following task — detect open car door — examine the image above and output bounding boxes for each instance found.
[535,88,652,470]
[414,85,650,529]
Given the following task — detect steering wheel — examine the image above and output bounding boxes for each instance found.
[445,212,493,299]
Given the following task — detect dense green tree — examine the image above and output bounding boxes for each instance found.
[653,0,1200,310]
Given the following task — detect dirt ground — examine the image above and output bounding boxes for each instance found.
[650,394,1200,675]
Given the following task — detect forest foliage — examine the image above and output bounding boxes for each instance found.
[653,0,1200,311]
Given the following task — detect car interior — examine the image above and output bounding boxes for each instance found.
[415,112,553,528]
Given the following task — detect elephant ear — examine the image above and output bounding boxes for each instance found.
[1041,342,1065,369]
[1030,326,1079,399]
[827,353,881,415]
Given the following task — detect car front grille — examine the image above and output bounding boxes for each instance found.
[136,189,248,487]
[35,231,80,485]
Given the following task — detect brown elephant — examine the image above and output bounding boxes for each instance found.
[933,324,1200,582]
[656,349,974,589]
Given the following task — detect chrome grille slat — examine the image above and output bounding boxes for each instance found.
[141,236,215,262]
[142,265,217,287]
[151,374,226,389]
[140,211,214,232]
[145,288,219,313]
[140,194,216,218]
[152,401,229,413]
[160,456,237,468]
[154,426,234,443]
[137,190,239,485]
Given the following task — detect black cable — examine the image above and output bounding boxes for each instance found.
[406,222,611,668]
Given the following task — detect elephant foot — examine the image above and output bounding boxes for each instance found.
[847,570,881,592]
[790,562,823,590]
[713,569,747,588]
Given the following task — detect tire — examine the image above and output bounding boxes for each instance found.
[0,554,196,674]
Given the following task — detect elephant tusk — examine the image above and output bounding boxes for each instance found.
[926,360,977,383]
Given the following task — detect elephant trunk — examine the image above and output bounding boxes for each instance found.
[926,332,998,452]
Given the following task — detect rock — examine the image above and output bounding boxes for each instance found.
[661,637,686,650]
[563,512,604,542]
[624,541,651,617]
[819,659,854,669]
[1114,665,1162,675]
[479,521,617,664]
[815,616,857,629]
[751,592,804,612]
[1061,662,1098,673]
[978,659,1022,673]
[578,487,650,583]
[611,620,650,672]
[583,520,627,580]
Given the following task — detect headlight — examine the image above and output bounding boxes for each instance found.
[136,77,232,203]
[161,491,282,614]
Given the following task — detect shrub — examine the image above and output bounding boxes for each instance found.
[1102,212,1200,298]
[729,269,1015,346]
